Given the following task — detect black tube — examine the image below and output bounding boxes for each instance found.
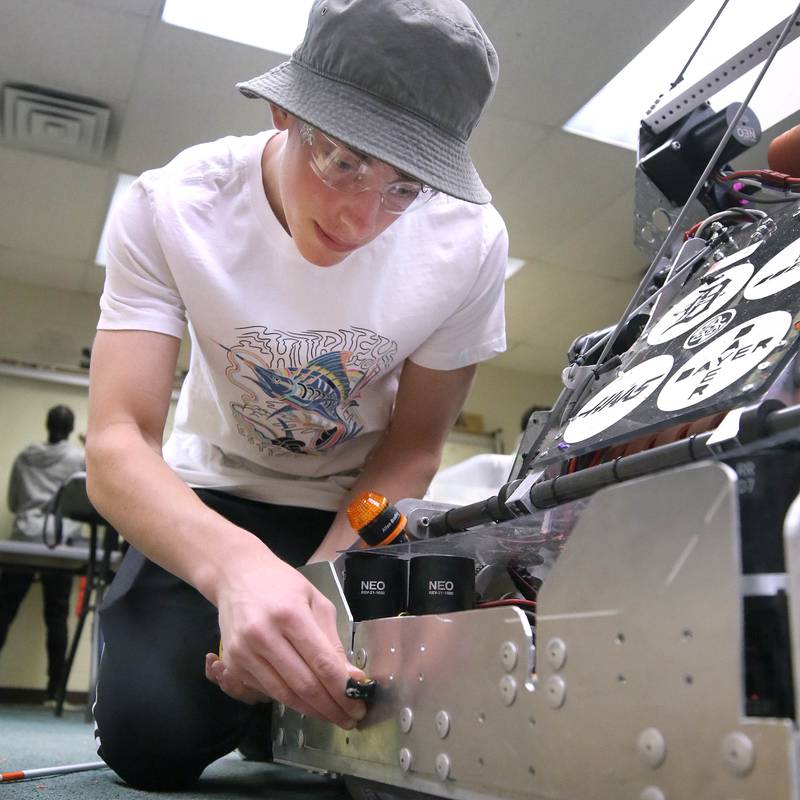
[425,402,800,536]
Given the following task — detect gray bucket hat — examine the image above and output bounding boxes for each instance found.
[236,0,499,204]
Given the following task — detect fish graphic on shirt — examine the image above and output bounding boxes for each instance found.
[234,350,354,422]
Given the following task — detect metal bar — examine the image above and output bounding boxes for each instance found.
[644,13,800,135]
[425,402,800,535]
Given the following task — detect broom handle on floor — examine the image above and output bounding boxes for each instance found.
[0,760,107,782]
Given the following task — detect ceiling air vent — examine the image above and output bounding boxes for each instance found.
[2,84,111,162]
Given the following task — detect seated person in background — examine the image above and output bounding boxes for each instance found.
[1,405,85,705]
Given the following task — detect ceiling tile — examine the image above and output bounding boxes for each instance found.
[114,22,282,172]
[471,113,550,190]
[504,260,638,350]
[483,0,691,128]
[62,0,161,16]
[540,189,648,280]
[0,0,150,103]
[493,129,635,258]
[0,148,112,261]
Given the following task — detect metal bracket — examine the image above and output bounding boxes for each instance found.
[705,408,747,455]
[643,14,800,135]
[505,469,545,516]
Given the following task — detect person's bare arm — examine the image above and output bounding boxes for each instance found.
[86,329,365,727]
[307,359,477,563]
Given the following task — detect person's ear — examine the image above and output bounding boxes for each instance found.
[270,104,291,131]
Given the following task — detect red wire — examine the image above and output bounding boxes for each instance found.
[477,598,537,611]
[717,169,800,188]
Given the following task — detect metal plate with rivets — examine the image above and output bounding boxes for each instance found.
[274,464,796,800]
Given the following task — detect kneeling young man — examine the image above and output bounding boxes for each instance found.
[88,0,508,789]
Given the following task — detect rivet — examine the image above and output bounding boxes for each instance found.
[499,675,517,706]
[399,747,413,772]
[435,753,451,780]
[721,731,755,777]
[638,728,667,769]
[500,641,518,671]
[277,702,286,718]
[355,648,367,669]
[545,675,566,709]
[275,728,285,747]
[435,710,451,739]
[546,637,567,671]
[296,730,305,749]
[399,707,414,733]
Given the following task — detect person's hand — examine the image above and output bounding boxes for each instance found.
[210,543,367,729]
[205,653,267,705]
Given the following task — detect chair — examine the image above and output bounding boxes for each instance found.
[48,472,119,719]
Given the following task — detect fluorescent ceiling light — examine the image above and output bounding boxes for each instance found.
[162,0,313,56]
[506,258,526,280]
[95,173,137,267]
[564,0,800,150]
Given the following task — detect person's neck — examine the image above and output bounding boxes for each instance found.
[48,435,66,445]
[261,131,289,235]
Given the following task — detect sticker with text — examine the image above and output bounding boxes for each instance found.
[563,355,674,444]
[657,310,791,411]
[647,262,754,346]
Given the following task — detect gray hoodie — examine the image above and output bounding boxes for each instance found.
[7,441,85,542]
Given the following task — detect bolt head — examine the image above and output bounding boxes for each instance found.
[435,710,451,739]
[354,648,367,669]
[499,675,518,706]
[500,641,518,672]
[399,707,414,734]
[545,675,566,709]
[638,728,667,769]
[435,753,451,780]
[546,637,567,671]
[399,747,413,772]
[721,731,755,777]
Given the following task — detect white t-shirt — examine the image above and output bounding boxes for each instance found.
[98,131,507,511]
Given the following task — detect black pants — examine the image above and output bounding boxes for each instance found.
[93,489,334,790]
[0,567,72,698]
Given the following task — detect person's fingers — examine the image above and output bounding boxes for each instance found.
[311,592,367,683]
[206,653,319,716]
[254,628,359,728]
[278,597,367,722]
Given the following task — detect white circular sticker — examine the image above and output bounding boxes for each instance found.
[705,240,764,276]
[657,310,792,412]
[647,262,754,345]
[563,355,674,444]
[683,309,736,349]
[743,236,800,300]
